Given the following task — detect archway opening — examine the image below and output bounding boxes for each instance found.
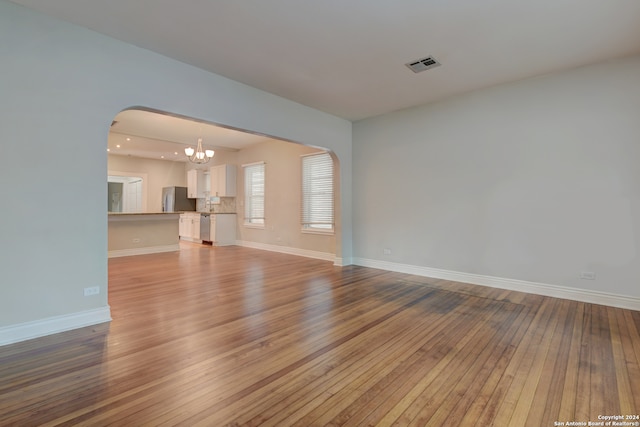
[106,107,342,261]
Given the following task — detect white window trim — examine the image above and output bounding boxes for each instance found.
[301,227,334,236]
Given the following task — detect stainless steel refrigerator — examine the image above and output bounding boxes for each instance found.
[162,187,196,212]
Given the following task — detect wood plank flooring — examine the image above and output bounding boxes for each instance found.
[1,242,639,426]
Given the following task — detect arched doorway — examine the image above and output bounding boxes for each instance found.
[107,107,342,260]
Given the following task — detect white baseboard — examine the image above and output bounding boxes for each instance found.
[236,240,339,264]
[179,237,203,244]
[333,257,348,267]
[0,306,112,346]
[353,258,640,311]
[108,244,180,258]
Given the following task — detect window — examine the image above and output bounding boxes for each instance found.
[243,162,265,227]
[301,152,334,233]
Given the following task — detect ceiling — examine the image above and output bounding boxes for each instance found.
[108,109,278,161]
[11,1,640,123]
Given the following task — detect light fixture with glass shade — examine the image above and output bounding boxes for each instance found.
[185,138,214,164]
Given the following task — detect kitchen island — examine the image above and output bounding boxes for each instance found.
[108,212,180,258]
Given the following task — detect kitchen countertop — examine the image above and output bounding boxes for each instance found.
[187,211,237,215]
[108,212,237,216]
[108,212,181,222]
[108,212,187,215]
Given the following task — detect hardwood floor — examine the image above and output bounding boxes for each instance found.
[1,242,639,426]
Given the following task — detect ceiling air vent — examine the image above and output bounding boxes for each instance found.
[405,56,441,73]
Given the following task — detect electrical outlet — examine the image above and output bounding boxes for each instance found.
[383,248,392,255]
[84,286,100,296]
[580,271,596,280]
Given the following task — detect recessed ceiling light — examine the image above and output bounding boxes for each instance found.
[107,148,110,152]
[161,156,165,159]
[174,152,178,155]
[126,137,131,141]
[116,144,120,148]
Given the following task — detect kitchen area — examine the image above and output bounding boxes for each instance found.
[107,162,238,257]
[171,165,237,247]
[106,108,337,262]
[106,109,252,258]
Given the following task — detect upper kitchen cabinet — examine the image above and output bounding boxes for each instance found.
[187,169,206,199]
[210,164,236,197]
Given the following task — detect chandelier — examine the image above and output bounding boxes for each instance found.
[184,138,214,164]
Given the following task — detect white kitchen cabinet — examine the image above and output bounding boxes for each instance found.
[210,214,236,246]
[179,212,201,242]
[191,214,200,240]
[179,214,187,237]
[209,164,236,197]
[187,169,206,199]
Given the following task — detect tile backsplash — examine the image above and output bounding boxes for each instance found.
[197,197,236,213]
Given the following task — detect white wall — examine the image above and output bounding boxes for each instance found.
[353,55,640,300]
[108,154,188,212]
[0,1,352,337]
[236,140,336,256]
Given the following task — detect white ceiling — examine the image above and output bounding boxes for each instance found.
[10,0,640,122]
[108,109,277,161]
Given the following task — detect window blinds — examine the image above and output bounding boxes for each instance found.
[244,162,265,225]
[301,152,334,231]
